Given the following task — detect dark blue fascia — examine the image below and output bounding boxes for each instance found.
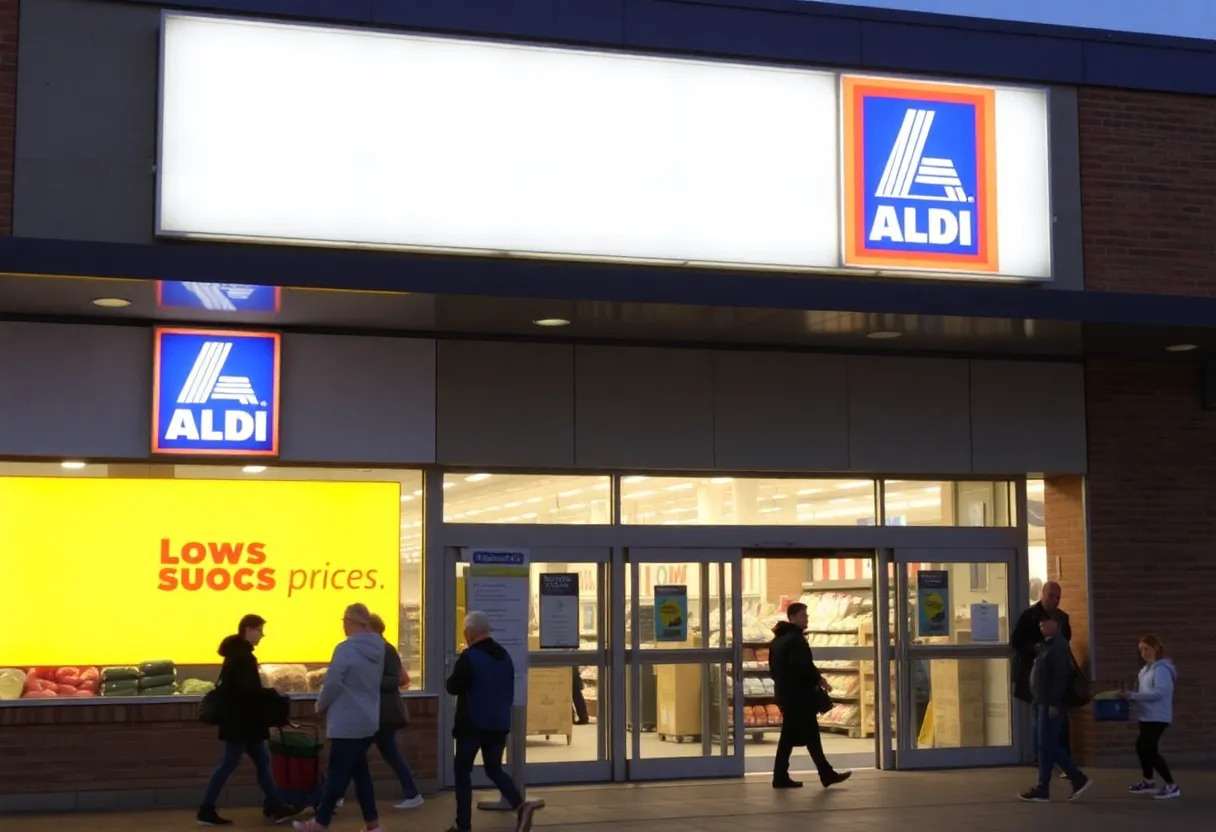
[5,236,1216,330]
[122,0,1216,95]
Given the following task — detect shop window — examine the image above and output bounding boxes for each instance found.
[882,480,1014,527]
[1026,478,1047,601]
[619,476,876,526]
[442,473,611,524]
[0,462,425,702]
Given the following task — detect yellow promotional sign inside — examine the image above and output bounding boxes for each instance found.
[0,477,400,667]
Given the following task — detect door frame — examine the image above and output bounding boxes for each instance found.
[891,547,1022,770]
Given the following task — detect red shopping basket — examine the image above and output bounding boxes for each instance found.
[270,723,324,805]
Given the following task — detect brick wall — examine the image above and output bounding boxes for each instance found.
[1078,87,1216,296]
[0,0,15,234]
[0,697,438,799]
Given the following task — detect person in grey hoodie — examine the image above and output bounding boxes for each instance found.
[294,603,386,832]
[1018,617,1092,803]
[1120,634,1180,800]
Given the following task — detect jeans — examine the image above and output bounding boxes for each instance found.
[1136,721,1174,783]
[773,713,832,782]
[201,740,283,811]
[1031,706,1071,766]
[454,731,522,832]
[1034,706,1084,796]
[315,737,377,827]
[375,727,421,799]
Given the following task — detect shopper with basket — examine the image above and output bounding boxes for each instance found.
[1120,634,1181,800]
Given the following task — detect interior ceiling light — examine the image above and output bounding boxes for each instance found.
[533,318,571,328]
[91,297,132,308]
[465,473,492,482]
[866,331,902,340]
[60,461,87,470]
[1165,343,1198,352]
[242,465,267,474]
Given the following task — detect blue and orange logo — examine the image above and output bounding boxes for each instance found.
[842,76,998,273]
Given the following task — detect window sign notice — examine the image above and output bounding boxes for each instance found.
[654,585,689,642]
[538,573,580,649]
[467,548,531,704]
[916,570,950,638]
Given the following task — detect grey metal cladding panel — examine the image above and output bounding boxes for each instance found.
[713,351,848,471]
[970,360,1086,475]
[372,0,624,42]
[847,356,971,474]
[0,322,151,458]
[1045,87,1083,292]
[436,341,575,468]
[13,0,160,242]
[575,346,714,470]
[278,334,435,464]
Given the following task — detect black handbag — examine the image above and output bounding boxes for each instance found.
[812,685,833,715]
[380,692,409,730]
[199,688,222,725]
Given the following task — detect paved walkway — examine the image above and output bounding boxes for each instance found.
[0,768,1209,831]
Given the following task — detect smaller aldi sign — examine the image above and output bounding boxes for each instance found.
[156,281,282,313]
[842,75,998,274]
[152,327,281,456]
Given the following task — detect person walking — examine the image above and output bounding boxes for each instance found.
[1018,616,1091,803]
[768,602,851,790]
[1011,580,1074,767]
[370,612,425,810]
[197,614,302,827]
[294,603,386,832]
[1121,634,1180,800]
[572,668,590,726]
[446,611,543,832]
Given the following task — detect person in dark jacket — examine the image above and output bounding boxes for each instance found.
[1011,581,1073,764]
[197,614,300,827]
[445,611,543,832]
[768,603,851,789]
[1018,617,1091,803]
[369,612,424,809]
[572,668,590,725]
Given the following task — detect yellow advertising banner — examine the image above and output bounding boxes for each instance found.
[0,477,400,667]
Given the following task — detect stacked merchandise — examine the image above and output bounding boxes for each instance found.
[798,589,872,734]
[4,666,101,698]
[260,664,310,694]
[137,660,177,697]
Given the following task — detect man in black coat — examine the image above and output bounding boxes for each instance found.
[1010,581,1073,763]
[768,603,851,789]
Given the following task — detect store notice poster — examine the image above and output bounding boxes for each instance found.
[538,573,580,649]
[654,585,689,642]
[916,570,951,638]
[467,548,531,704]
[969,602,1001,642]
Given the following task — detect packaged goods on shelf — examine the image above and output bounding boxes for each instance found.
[139,660,175,678]
[139,685,175,697]
[0,668,26,700]
[139,673,177,691]
[306,669,328,692]
[101,666,140,683]
[178,678,215,696]
[260,664,309,694]
[102,679,140,697]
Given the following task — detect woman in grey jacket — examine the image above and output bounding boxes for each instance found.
[1119,634,1180,800]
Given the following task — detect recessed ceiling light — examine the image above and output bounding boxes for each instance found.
[1165,343,1198,352]
[465,473,492,482]
[866,331,902,340]
[242,465,267,474]
[533,318,571,328]
[91,297,131,308]
[60,461,86,470]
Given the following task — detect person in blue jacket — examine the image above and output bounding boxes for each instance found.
[445,611,543,832]
[1120,634,1180,800]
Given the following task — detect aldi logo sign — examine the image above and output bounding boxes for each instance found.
[842,76,998,274]
[156,281,282,313]
[153,328,281,456]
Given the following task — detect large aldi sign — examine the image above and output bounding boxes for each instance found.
[152,327,281,456]
[842,76,997,273]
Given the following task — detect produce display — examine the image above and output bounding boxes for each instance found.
[0,659,292,701]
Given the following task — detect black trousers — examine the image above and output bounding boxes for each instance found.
[773,713,832,782]
[1136,722,1174,783]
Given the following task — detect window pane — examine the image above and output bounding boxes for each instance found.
[1027,479,1048,602]
[907,563,1010,645]
[620,476,876,526]
[883,480,1013,527]
[443,474,611,524]
[913,658,1012,748]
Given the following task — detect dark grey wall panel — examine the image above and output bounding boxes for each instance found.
[278,334,435,464]
[436,341,575,468]
[713,351,849,471]
[847,356,972,474]
[13,0,159,242]
[0,322,151,457]
[970,360,1086,474]
[1045,87,1084,292]
[574,346,714,470]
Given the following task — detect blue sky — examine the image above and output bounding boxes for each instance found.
[806,0,1216,40]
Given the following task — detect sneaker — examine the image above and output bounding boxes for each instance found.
[772,778,803,789]
[293,821,327,832]
[1155,784,1181,800]
[196,807,235,827]
[515,799,544,832]
[1068,776,1093,801]
[1129,779,1157,794]
[1018,787,1049,803]
[821,770,852,788]
[395,795,424,809]
[268,806,306,825]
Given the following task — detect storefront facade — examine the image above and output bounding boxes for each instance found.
[2,0,1216,813]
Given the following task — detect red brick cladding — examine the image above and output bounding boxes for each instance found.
[1078,87,1216,296]
[0,0,16,234]
[1078,359,1216,762]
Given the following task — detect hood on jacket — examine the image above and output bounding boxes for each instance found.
[218,634,254,658]
[1151,658,1177,679]
[473,637,509,661]
[344,631,388,663]
[772,620,803,639]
